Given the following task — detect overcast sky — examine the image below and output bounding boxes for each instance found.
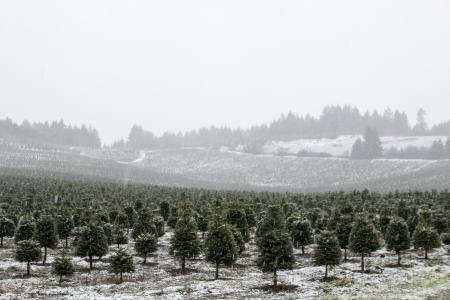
[1,0,449,144]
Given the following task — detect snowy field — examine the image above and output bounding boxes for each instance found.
[262,136,448,157]
[0,230,449,299]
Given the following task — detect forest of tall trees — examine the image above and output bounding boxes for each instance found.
[0,118,101,148]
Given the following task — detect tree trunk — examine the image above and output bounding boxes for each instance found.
[27,261,31,276]
[1,236,3,247]
[59,274,63,284]
[144,252,147,264]
[344,248,347,262]
[301,245,305,255]
[425,249,428,260]
[361,253,365,273]
[325,264,328,280]
[181,256,186,274]
[89,255,93,270]
[65,237,69,249]
[119,272,123,284]
[43,246,47,265]
[397,251,401,266]
[215,262,219,280]
[273,269,278,287]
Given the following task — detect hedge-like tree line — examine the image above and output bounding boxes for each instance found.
[0,174,449,285]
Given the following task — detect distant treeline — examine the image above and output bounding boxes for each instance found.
[114,106,450,150]
[0,118,101,148]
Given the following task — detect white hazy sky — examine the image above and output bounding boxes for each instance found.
[1,0,449,144]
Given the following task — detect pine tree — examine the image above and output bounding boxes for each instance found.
[112,226,128,249]
[159,200,170,221]
[109,248,135,284]
[132,208,157,240]
[169,210,200,274]
[167,206,179,228]
[351,138,366,159]
[135,233,157,264]
[336,215,353,261]
[256,206,295,287]
[290,217,312,254]
[204,221,238,280]
[226,208,249,242]
[154,215,165,237]
[349,215,381,273]
[385,217,410,266]
[15,240,42,276]
[413,225,441,259]
[56,213,74,248]
[52,254,74,283]
[35,215,58,264]
[75,223,109,270]
[230,225,245,254]
[0,215,15,247]
[364,127,382,159]
[313,231,341,280]
[14,217,35,243]
[102,223,114,245]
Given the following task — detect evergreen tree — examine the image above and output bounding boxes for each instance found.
[256,206,295,287]
[132,208,157,240]
[75,223,109,270]
[226,208,249,242]
[313,231,341,280]
[15,240,42,276]
[364,127,382,159]
[204,221,238,279]
[412,225,441,259]
[167,206,179,228]
[385,217,410,266]
[169,210,200,274]
[103,223,114,245]
[56,213,74,248]
[336,215,353,261]
[351,138,366,159]
[159,200,170,221]
[349,215,381,272]
[134,233,157,264]
[35,215,58,264]
[290,217,312,254]
[52,253,74,283]
[14,217,35,243]
[109,248,135,284]
[230,225,245,254]
[154,215,165,237]
[0,215,15,247]
[112,226,128,249]
[432,213,449,234]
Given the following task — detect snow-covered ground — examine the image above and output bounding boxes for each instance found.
[0,231,449,299]
[262,135,448,157]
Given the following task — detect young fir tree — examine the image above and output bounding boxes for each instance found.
[230,225,245,254]
[226,208,250,242]
[204,220,238,280]
[169,210,200,274]
[336,215,353,261]
[112,226,128,249]
[102,223,114,245]
[256,206,295,287]
[109,248,135,284]
[0,215,15,247]
[159,200,171,221]
[114,211,129,230]
[134,233,158,264]
[385,217,410,266]
[153,215,165,237]
[167,206,179,229]
[313,231,341,280]
[34,215,58,264]
[75,223,109,270]
[132,208,157,240]
[290,217,313,254]
[412,225,441,259]
[51,253,74,283]
[15,240,42,276]
[14,217,35,243]
[56,213,74,248]
[349,215,381,273]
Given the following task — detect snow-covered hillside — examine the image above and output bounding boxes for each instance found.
[262,135,448,157]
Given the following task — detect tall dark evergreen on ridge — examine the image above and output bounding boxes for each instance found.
[351,127,382,159]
